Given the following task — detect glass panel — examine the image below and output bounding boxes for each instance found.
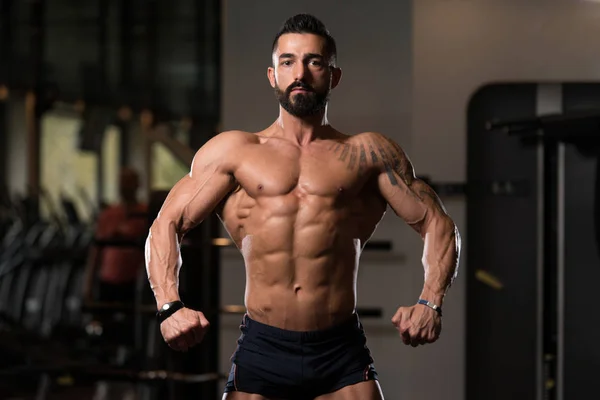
[40,112,97,223]
[101,125,121,206]
[151,142,188,191]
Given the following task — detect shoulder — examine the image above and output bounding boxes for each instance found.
[351,132,410,160]
[203,130,259,148]
[349,132,416,179]
[353,131,401,146]
[324,130,395,146]
[218,129,259,141]
[190,130,258,173]
[327,130,408,156]
[193,130,258,158]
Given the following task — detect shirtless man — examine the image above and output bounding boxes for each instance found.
[145,14,460,400]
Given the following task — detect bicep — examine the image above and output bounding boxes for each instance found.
[372,134,448,234]
[157,166,235,235]
[378,173,446,234]
[155,134,243,234]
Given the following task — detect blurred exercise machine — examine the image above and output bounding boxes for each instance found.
[0,185,390,400]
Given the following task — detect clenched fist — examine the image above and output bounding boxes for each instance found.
[391,304,441,347]
[160,308,210,352]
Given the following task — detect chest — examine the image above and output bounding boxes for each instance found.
[233,142,371,198]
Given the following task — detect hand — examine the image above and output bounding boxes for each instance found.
[160,308,210,352]
[391,303,442,347]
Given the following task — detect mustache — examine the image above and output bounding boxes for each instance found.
[287,81,314,93]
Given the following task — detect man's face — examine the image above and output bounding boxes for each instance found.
[268,33,341,118]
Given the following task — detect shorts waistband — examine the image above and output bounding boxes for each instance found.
[241,312,362,343]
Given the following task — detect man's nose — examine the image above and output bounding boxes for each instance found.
[293,62,307,80]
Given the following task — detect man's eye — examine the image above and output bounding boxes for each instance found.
[282,61,292,66]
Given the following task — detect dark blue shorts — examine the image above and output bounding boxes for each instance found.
[223,312,378,399]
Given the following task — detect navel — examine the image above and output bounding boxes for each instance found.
[257,184,264,191]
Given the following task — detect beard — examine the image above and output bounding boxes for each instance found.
[274,81,330,118]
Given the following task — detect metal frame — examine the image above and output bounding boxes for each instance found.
[536,125,545,400]
[538,84,563,400]
[535,83,563,400]
[557,142,565,400]
[487,84,600,400]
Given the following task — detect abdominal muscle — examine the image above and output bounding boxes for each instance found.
[225,196,364,332]
[243,241,360,332]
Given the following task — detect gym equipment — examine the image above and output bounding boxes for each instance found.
[0,188,94,344]
[486,106,600,400]
[0,363,225,383]
[0,362,225,400]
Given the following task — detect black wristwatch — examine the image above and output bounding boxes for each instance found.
[157,300,185,324]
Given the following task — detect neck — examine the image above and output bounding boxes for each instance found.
[275,107,330,145]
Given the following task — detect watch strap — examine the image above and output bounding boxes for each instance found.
[418,298,442,317]
[157,300,185,324]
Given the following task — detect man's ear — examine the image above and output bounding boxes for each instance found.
[267,66,276,88]
[331,67,342,90]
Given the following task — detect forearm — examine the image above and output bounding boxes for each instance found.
[419,216,460,307]
[145,219,183,309]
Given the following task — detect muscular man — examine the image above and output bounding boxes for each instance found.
[145,14,460,400]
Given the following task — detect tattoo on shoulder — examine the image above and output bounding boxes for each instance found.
[358,144,367,174]
[371,134,430,202]
[339,143,351,162]
[368,142,378,164]
[374,142,399,186]
[325,134,445,210]
[348,145,357,170]
[328,141,362,172]
[382,137,415,187]
[362,135,414,187]
[327,135,413,184]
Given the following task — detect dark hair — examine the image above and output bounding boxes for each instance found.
[272,14,337,66]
